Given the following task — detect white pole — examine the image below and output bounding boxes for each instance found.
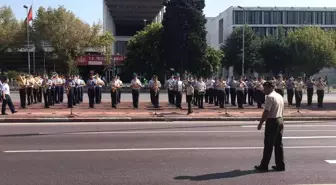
[242,10,245,77]
[26,8,31,74]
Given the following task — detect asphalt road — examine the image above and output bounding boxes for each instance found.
[0,121,336,185]
[7,91,336,103]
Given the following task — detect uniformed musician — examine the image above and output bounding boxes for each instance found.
[54,74,62,104]
[1,76,17,115]
[236,77,247,109]
[286,77,295,106]
[247,77,255,106]
[110,76,119,108]
[225,76,230,104]
[306,76,315,106]
[66,76,75,108]
[315,77,326,108]
[174,75,184,109]
[218,77,226,108]
[192,77,198,106]
[149,77,154,105]
[130,73,142,109]
[18,74,27,108]
[26,75,34,105]
[197,77,206,109]
[150,75,161,108]
[213,78,219,106]
[33,74,39,104]
[46,76,53,107]
[116,76,123,104]
[255,76,265,108]
[275,75,285,97]
[207,78,215,104]
[86,74,96,108]
[255,81,285,172]
[59,75,65,103]
[243,76,248,104]
[186,81,194,114]
[50,74,56,106]
[80,76,85,103]
[166,75,175,106]
[42,75,50,108]
[38,75,43,103]
[294,77,305,109]
[229,76,237,106]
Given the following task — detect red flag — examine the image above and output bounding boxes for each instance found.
[25,6,33,24]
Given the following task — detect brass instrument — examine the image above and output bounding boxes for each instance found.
[94,75,105,86]
[34,76,43,89]
[153,81,159,96]
[16,74,27,88]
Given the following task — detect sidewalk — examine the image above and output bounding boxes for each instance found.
[1,100,336,122]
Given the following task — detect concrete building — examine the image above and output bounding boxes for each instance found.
[206,6,336,49]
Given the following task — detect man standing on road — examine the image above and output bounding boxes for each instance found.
[87,74,96,108]
[1,76,17,115]
[130,73,142,109]
[255,81,285,172]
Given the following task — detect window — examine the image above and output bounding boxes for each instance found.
[299,11,313,24]
[286,11,298,24]
[115,41,128,56]
[315,12,323,24]
[234,11,244,24]
[269,27,277,36]
[325,12,333,25]
[272,11,283,24]
[264,11,271,24]
[218,18,224,44]
[246,11,262,24]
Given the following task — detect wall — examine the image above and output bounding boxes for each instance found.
[103,0,116,54]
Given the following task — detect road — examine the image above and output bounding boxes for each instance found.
[7,92,336,103]
[0,121,336,185]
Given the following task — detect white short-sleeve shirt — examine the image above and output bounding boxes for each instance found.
[264,91,284,118]
[2,83,10,95]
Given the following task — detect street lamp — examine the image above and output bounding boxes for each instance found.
[238,6,245,76]
[143,19,147,27]
[23,5,31,74]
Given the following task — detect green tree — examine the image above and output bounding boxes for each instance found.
[221,26,261,75]
[287,27,336,76]
[32,6,112,75]
[162,0,207,76]
[259,27,291,75]
[200,46,223,77]
[124,23,164,80]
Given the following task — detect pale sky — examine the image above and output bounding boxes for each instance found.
[1,0,336,24]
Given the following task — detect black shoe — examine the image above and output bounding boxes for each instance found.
[254,165,268,172]
[272,166,285,171]
[2,113,8,115]
[12,111,18,114]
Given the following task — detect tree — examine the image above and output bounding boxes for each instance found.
[201,46,223,77]
[124,23,164,80]
[162,0,207,77]
[287,27,336,76]
[32,6,113,75]
[221,26,261,76]
[259,27,291,75]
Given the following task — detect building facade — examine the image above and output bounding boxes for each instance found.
[207,6,336,49]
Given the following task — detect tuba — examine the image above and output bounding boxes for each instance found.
[95,75,105,86]
[16,74,26,87]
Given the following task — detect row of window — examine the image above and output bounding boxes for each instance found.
[234,11,336,25]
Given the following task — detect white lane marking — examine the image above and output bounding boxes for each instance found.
[283,136,336,139]
[4,146,336,153]
[325,160,336,164]
[242,125,336,128]
[63,130,336,135]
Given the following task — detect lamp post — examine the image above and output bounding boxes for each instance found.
[238,6,245,76]
[23,5,31,74]
[143,19,147,28]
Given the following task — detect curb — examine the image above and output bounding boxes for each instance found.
[1,116,336,123]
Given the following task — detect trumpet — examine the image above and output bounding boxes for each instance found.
[16,75,27,88]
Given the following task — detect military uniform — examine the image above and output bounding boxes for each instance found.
[19,75,27,108]
[294,79,305,109]
[255,79,265,108]
[229,78,237,106]
[236,79,246,109]
[186,82,194,114]
[67,78,75,108]
[87,77,96,108]
[110,77,119,108]
[149,77,161,108]
[218,79,226,108]
[315,78,326,108]
[306,78,315,106]
[286,79,295,106]
[247,78,255,106]
[166,76,175,105]
[197,79,206,109]
[130,75,142,109]
[275,78,285,97]
[174,77,184,109]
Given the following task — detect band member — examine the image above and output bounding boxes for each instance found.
[236,77,247,109]
[130,73,142,108]
[54,74,62,104]
[51,75,56,106]
[75,75,82,104]
[204,78,210,103]
[214,78,219,106]
[286,77,295,106]
[247,77,255,106]
[192,77,198,106]
[174,75,184,109]
[255,82,285,172]
[306,77,315,106]
[150,75,161,108]
[66,76,75,108]
[218,77,226,108]
[225,76,230,104]
[59,75,65,103]
[17,74,27,108]
[255,76,265,108]
[294,77,304,110]
[38,75,43,103]
[33,75,39,104]
[26,75,34,105]
[42,75,50,108]
[315,77,326,108]
[166,75,175,106]
[110,76,119,108]
[208,78,215,104]
[229,76,237,106]
[87,74,96,108]
[95,74,103,104]
[197,77,206,109]
[79,76,85,103]
[116,76,123,104]
[149,77,154,105]
[275,75,285,97]
[186,81,194,114]
[1,76,17,115]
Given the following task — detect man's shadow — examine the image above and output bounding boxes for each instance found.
[174,169,262,181]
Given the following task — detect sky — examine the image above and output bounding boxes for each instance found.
[1,0,336,24]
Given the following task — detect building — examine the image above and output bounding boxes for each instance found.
[206,6,336,49]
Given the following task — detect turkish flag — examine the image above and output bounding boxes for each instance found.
[24,6,33,24]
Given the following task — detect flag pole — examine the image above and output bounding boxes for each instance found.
[26,8,31,74]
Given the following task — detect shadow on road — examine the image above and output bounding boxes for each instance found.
[174,169,260,181]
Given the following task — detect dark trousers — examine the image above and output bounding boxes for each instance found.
[60,86,64,103]
[132,89,140,108]
[255,90,265,108]
[248,88,254,106]
[175,91,182,108]
[214,89,219,106]
[198,92,204,108]
[237,90,244,108]
[205,89,209,103]
[295,90,303,108]
[243,88,247,104]
[76,87,81,104]
[27,87,33,105]
[287,89,294,106]
[95,87,101,104]
[317,90,324,108]
[117,89,121,103]
[55,86,60,103]
[230,88,236,106]
[219,90,225,108]
[33,88,38,103]
[80,87,84,102]
[307,88,314,106]
[38,87,42,102]
[225,88,230,104]
[260,118,285,169]
[150,89,154,105]
[50,87,55,105]
[193,90,199,106]
[67,88,74,108]
[19,88,26,108]
[153,91,159,108]
[275,89,284,97]
[43,89,51,108]
[77,87,82,103]
[73,88,77,106]
[186,95,193,113]
[111,89,117,107]
[88,88,95,108]
[168,89,174,105]
[208,88,214,104]
[2,94,15,114]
